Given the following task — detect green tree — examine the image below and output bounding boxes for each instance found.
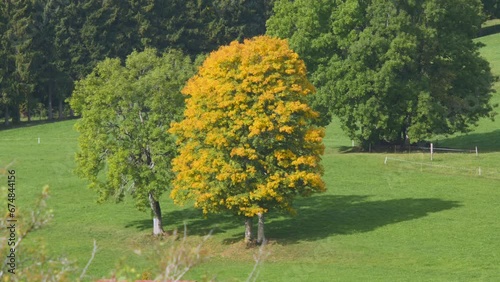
[170,36,326,244]
[1,0,41,124]
[57,0,95,81]
[69,48,194,235]
[206,0,275,51]
[268,0,497,148]
[482,0,500,18]
[136,0,274,56]
[34,0,71,120]
[0,1,15,124]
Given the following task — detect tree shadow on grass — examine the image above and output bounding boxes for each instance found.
[219,195,461,244]
[0,117,78,132]
[124,207,241,236]
[437,130,500,153]
[478,22,500,37]
[264,195,461,245]
[126,195,461,244]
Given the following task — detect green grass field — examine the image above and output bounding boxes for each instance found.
[1,33,500,281]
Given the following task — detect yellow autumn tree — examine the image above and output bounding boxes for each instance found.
[169,36,326,244]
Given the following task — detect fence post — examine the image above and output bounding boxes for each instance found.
[475,146,478,157]
[430,143,433,161]
[384,156,388,165]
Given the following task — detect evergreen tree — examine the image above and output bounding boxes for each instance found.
[0,1,15,124]
[4,0,40,124]
[482,0,500,18]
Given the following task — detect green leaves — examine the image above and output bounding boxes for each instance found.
[268,0,497,147]
[70,48,195,211]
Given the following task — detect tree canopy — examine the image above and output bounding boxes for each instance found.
[169,36,325,243]
[268,0,497,147]
[69,48,194,235]
[482,0,500,18]
[0,0,274,125]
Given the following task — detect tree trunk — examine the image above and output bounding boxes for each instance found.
[48,83,53,120]
[27,102,31,122]
[4,105,10,126]
[148,192,164,236]
[244,217,253,244]
[11,103,20,124]
[257,212,265,245]
[58,99,63,119]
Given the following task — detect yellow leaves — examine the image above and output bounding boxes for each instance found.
[170,35,326,217]
[273,102,288,116]
[205,132,228,147]
[248,116,274,137]
[291,156,318,168]
[231,172,248,183]
[230,147,258,160]
[225,195,269,217]
[198,192,214,203]
[288,171,326,193]
[274,149,296,163]
[274,150,318,169]
[290,83,304,93]
[238,206,267,218]
[258,91,275,103]
[279,125,293,134]
[234,93,248,104]
[305,128,325,143]
[287,101,309,113]
[246,165,257,175]
[230,147,246,157]
[270,85,287,95]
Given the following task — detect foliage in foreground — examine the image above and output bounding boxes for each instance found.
[268,0,497,147]
[170,35,326,243]
[0,185,76,281]
[0,186,220,282]
[69,48,195,235]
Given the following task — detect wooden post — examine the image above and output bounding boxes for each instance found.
[475,146,478,157]
[430,143,433,161]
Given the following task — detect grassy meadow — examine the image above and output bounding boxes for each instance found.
[1,33,500,281]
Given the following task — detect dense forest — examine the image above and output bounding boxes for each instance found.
[0,0,274,124]
[0,0,497,132]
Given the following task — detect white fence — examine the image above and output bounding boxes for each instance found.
[384,156,500,179]
[417,143,478,161]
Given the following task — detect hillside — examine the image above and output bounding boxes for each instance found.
[0,33,499,281]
